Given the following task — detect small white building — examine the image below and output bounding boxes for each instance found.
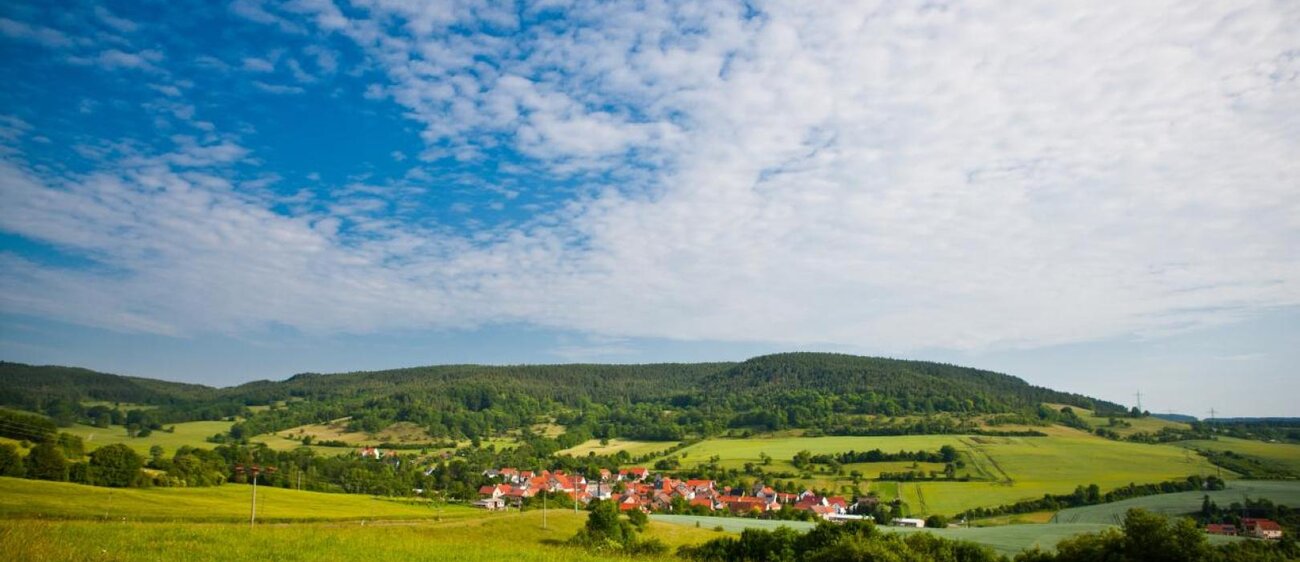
[892,518,926,528]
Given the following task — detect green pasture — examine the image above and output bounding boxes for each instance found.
[66,421,233,455]
[653,514,1128,557]
[1174,437,1300,476]
[1,499,714,562]
[654,431,1225,516]
[557,438,680,458]
[1051,480,1300,524]
[0,477,452,522]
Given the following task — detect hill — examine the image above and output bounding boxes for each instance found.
[0,353,1127,444]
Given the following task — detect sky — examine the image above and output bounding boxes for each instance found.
[0,1,1296,417]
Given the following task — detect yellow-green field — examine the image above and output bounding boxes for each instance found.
[651,430,1226,516]
[0,478,716,562]
[1044,405,1190,437]
[557,439,681,458]
[1174,437,1300,475]
[0,477,449,522]
[66,421,234,455]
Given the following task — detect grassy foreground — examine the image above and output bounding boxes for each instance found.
[0,477,448,522]
[1,510,718,562]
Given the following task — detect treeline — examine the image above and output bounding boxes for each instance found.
[2,354,1125,446]
[804,445,959,465]
[1015,509,1298,562]
[958,475,1226,520]
[1199,496,1300,538]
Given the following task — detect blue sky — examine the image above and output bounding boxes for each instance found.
[0,1,1296,416]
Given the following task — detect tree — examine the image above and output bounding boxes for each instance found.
[627,506,649,530]
[925,514,949,528]
[149,445,166,466]
[0,443,24,477]
[793,450,813,470]
[90,444,144,487]
[24,441,68,481]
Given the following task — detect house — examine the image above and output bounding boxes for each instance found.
[473,497,506,510]
[893,518,926,528]
[1242,518,1283,540]
[689,497,716,510]
[1205,524,1237,536]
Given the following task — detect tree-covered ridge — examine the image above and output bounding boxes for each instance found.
[0,362,216,407]
[0,353,1124,442]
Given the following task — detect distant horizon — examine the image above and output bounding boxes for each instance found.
[6,339,1296,419]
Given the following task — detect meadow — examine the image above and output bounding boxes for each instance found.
[652,514,1174,557]
[1174,437,1300,476]
[1,510,719,562]
[653,430,1226,516]
[1050,480,1300,524]
[0,477,451,522]
[558,438,682,458]
[0,478,718,562]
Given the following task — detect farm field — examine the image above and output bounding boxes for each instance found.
[1,509,718,562]
[558,438,680,458]
[65,421,233,455]
[1174,437,1300,476]
[1044,405,1190,437]
[1051,480,1300,525]
[0,477,451,522]
[651,514,1205,557]
[655,431,1225,516]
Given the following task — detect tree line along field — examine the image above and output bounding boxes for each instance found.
[650,429,1232,516]
[1050,480,1300,525]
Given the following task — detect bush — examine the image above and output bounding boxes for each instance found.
[89,444,144,487]
[925,514,949,528]
[24,441,68,481]
[0,443,24,477]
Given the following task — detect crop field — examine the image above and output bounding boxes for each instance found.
[558,439,681,458]
[0,484,716,562]
[1174,437,1300,476]
[0,477,454,522]
[653,514,1135,557]
[1051,480,1300,524]
[67,421,234,455]
[654,431,1224,516]
[1042,404,1190,437]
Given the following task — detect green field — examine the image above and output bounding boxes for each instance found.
[652,514,1139,557]
[1051,480,1300,524]
[1174,437,1300,476]
[65,421,234,455]
[0,477,452,522]
[0,479,717,562]
[557,438,680,458]
[654,431,1225,516]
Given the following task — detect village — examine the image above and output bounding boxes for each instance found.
[472,462,1290,539]
[473,465,922,527]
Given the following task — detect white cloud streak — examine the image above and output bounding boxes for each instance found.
[2,1,1299,353]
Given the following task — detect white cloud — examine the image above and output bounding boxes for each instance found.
[252,81,305,95]
[69,49,164,72]
[3,1,1299,354]
[242,57,276,72]
[0,17,74,48]
[94,7,139,34]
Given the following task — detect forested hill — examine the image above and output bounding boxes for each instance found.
[0,353,1125,440]
[0,362,215,407]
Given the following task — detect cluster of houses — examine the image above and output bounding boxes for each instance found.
[1206,518,1285,540]
[474,466,875,522]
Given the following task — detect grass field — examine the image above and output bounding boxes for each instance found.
[558,439,681,458]
[652,431,1225,516]
[1042,405,1191,438]
[66,421,234,455]
[1051,480,1300,524]
[652,514,1123,557]
[0,479,717,562]
[1,509,719,562]
[0,477,453,522]
[1174,437,1300,476]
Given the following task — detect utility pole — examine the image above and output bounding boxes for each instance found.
[235,464,276,528]
[542,490,548,530]
[1134,390,1143,412]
